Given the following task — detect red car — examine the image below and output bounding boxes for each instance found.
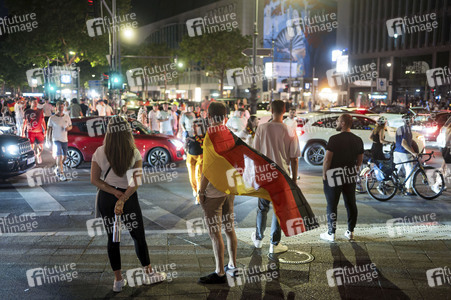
[64,117,185,168]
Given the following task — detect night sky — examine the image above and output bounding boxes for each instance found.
[131,0,220,25]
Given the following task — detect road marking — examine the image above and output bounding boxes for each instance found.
[60,211,93,216]
[12,184,66,212]
[20,212,52,217]
[141,207,187,230]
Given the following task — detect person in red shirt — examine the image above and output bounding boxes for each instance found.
[22,98,46,164]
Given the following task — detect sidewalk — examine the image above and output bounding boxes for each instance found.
[1,226,450,300]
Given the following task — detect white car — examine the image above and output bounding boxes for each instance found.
[297,112,426,166]
[437,116,451,150]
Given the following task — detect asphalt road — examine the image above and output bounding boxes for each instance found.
[0,146,450,235]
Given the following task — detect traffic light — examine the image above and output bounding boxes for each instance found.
[109,72,123,89]
[87,0,101,18]
[102,73,109,88]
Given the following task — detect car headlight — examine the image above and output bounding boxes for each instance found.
[1,144,20,155]
[169,139,184,150]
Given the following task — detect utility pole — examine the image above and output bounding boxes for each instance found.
[249,0,259,115]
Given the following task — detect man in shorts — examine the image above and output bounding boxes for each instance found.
[22,98,46,164]
[47,101,72,181]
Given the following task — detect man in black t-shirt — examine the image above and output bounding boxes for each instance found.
[321,114,364,242]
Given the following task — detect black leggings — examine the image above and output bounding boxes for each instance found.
[98,189,150,271]
[323,180,358,234]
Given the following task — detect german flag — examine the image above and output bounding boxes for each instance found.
[203,124,319,237]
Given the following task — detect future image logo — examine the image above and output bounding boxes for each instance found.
[186,13,238,37]
[386,14,438,37]
[426,266,451,287]
[226,66,267,87]
[426,67,451,87]
[86,14,138,37]
[286,12,337,38]
[326,264,378,287]
[0,13,38,36]
[326,63,378,88]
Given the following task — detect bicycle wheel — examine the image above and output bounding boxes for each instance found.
[412,168,445,200]
[366,170,398,201]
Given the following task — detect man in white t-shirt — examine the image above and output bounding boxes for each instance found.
[226,109,246,133]
[105,100,114,116]
[42,98,55,124]
[14,98,25,135]
[157,103,173,135]
[47,101,72,181]
[283,107,298,137]
[252,100,300,254]
[148,104,159,133]
[96,100,106,116]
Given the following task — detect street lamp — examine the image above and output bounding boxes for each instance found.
[387,62,392,67]
[177,62,184,68]
[123,28,135,39]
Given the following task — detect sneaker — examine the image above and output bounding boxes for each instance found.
[58,173,67,181]
[143,271,166,285]
[431,183,441,194]
[251,232,262,249]
[320,231,335,242]
[36,154,42,164]
[344,230,354,241]
[113,278,127,293]
[224,264,238,277]
[269,243,288,254]
[198,272,226,284]
[192,191,197,197]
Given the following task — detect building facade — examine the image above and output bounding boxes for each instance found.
[337,0,451,107]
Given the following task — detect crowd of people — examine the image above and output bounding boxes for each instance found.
[2,94,450,291]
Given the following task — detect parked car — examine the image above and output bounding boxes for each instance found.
[0,134,35,179]
[64,117,185,168]
[296,113,426,166]
[0,116,16,135]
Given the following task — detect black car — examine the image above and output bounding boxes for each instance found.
[0,135,36,179]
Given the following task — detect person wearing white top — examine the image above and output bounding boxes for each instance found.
[148,104,159,133]
[137,101,148,128]
[14,99,25,135]
[91,116,166,292]
[283,107,298,137]
[237,115,258,146]
[226,109,246,133]
[157,103,173,135]
[47,101,72,181]
[96,100,107,116]
[252,100,300,254]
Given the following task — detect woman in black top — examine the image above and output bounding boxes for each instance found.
[370,116,390,161]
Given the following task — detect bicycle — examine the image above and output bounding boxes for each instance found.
[366,145,445,201]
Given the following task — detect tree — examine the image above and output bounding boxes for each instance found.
[178,29,251,96]
[0,0,131,91]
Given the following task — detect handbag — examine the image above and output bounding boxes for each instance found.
[94,166,112,218]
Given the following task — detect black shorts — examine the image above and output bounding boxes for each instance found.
[53,141,68,156]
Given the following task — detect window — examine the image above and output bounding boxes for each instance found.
[312,117,339,128]
[353,117,376,130]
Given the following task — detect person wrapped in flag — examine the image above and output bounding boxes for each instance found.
[202,101,318,254]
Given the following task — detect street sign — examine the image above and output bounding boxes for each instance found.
[242,48,273,57]
[377,78,387,91]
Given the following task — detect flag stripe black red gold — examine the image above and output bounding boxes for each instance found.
[203,124,318,237]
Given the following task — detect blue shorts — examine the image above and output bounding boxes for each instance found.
[53,141,68,156]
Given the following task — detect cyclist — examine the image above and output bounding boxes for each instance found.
[394,114,418,196]
[370,116,390,161]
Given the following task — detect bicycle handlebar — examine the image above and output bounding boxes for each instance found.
[419,152,434,163]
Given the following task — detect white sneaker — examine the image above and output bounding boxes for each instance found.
[344,230,354,241]
[251,232,262,249]
[113,278,127,292]
[431,183,441,194]
[143,271,167,285]
[59,173,67,181]
[192,191,197,197]
[320,231,335,242]
[36,154,42,164]
[269,243,288,254]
